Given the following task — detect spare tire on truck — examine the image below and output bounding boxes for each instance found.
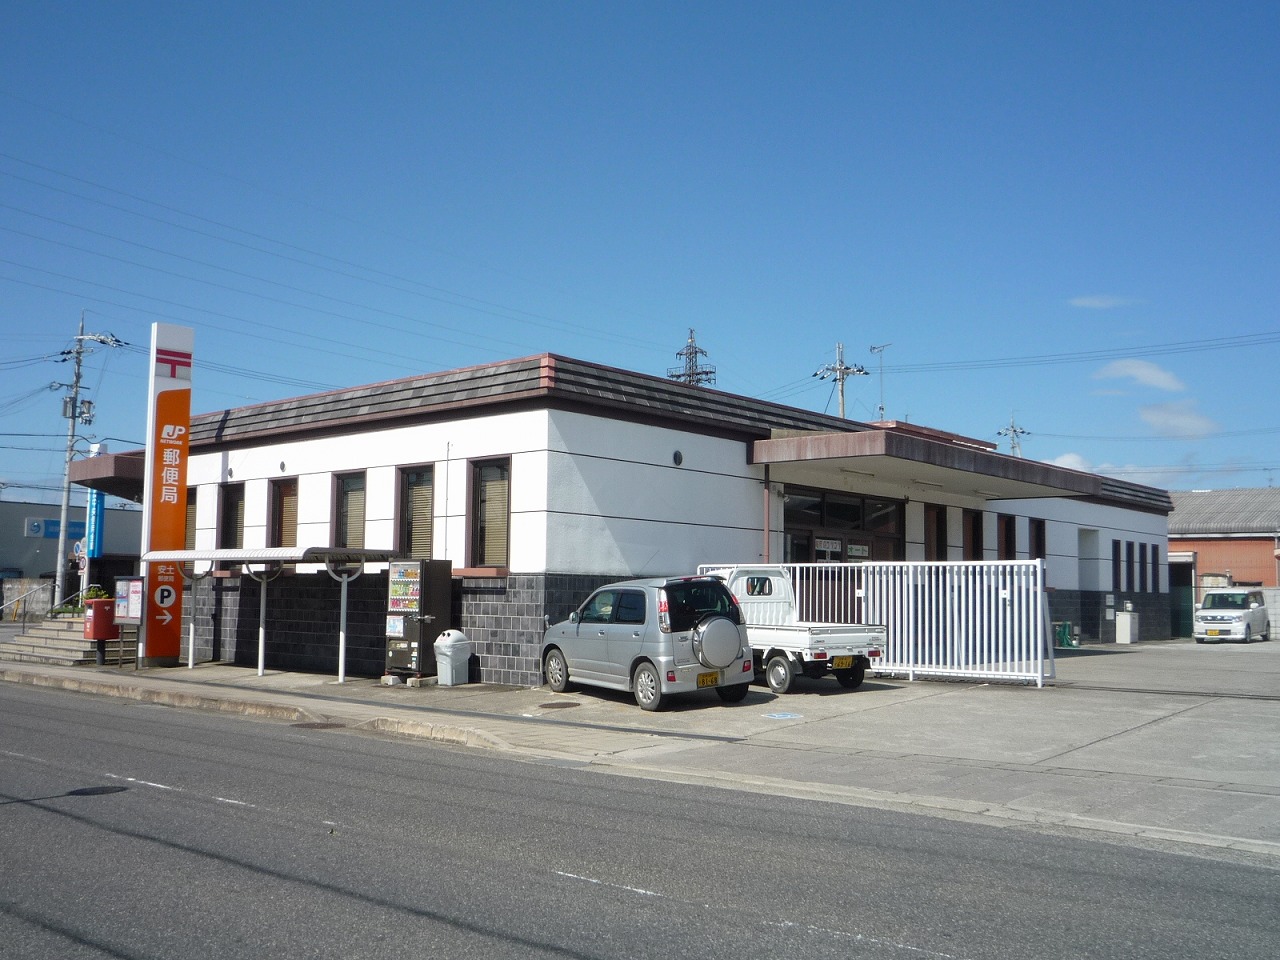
[692,615,741,669]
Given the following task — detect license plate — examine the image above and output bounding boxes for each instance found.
[697,671,719,688]
[831,656,854,669]
[1207,629,1222,637]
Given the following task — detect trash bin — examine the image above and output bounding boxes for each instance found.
[433,630,472,686]
[84,598,119,666]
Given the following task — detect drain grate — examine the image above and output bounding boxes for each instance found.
[291,722,347,730]
[538,702,579,710]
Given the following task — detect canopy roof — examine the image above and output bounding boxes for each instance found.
[141,547,395,566]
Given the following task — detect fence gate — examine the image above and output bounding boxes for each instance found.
[714,561,1053,687]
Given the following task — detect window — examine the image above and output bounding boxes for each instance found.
[962,509,983,560]
[581,590,616,624]
[471,458,509,567]
[399,467,433,560]
[1151,545,1160,592]
[1030,518,1046,561]
[997,514,1016,560]
[270,478,298,549]
[219,483,245,550]
[335,472,366,548]
[615,591,646,625]
[1112,539,1122,592]
[1125,541,1135,593]
[924,504,948,561]
[185,488,197,551]
[1139,543,1148,593]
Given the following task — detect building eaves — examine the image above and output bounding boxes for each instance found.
[188,353,866,448]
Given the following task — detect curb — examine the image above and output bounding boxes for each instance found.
[356,716,512,751]
[0,667,316,723]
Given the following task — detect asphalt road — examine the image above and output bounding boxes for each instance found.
[2,682,1278,960]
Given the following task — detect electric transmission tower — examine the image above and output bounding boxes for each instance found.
[667,328,717,386]
[998,414,1031,457]
[813,342,867,419]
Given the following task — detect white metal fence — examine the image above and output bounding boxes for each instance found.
[703,561,1053,686]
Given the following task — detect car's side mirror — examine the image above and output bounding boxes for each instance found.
[569,611,579,624]
[1250,602,1260,609]
[543,614,551,629]
[1194,603,1202,610]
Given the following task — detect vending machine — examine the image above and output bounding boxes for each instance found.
[385,559,453,676]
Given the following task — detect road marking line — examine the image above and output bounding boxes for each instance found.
[553,870,659,897]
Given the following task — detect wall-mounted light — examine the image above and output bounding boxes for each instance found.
[279,462,286,472]
[672,451,683,466]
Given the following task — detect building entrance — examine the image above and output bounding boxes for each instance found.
[783,489,904,563]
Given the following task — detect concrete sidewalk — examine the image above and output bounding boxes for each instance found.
[3,629,1279,861]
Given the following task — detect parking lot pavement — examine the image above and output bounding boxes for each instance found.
[3,636,1279,860]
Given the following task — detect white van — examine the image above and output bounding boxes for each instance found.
[1193,589,1269,644]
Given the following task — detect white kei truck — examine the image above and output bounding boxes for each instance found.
[700,565,887,694]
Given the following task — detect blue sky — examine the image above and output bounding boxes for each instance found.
[3,1,1277,506]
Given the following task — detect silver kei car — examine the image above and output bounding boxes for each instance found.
[541,575,754,711]
[1193,588,1270,644]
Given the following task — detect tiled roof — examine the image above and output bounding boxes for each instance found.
[188,354,863,445]
[177,352,1168,513]
[1169,488,1280,535]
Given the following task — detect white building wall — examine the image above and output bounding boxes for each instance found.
[185,408,765,578]
[545,411,762,577]
[188,410,556,569]
[995,496,1169,592]
[180,403,1168,590]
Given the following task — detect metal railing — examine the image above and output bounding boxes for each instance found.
[703,560,1053,686]
[2,583,53,623]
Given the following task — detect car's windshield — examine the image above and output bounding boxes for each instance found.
[664,580,740,632]
[1203,593,1249,610]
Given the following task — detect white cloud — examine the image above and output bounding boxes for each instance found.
[1043,453,1188,489]
[1069,294,1140,309]
[1046,452,1093,473]
[1138,400,1217,438]
[1094,359,1185,392]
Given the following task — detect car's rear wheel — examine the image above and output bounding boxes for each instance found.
[765,654,793,694]
[834,665,866,689]
[633,662,664,711]
[716,682,749,703]
[544,648,570,692]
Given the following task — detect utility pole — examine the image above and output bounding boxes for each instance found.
[997,414,1031,457]
[53,314,123,607]
[667,328,717,386]
[813,342,867,419]
[870,343,891,420]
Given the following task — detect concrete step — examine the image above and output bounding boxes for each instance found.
[0,617,137,666]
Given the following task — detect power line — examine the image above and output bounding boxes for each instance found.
[0,158,664,354]
[812,342,867,419]
[997,414,1031,457]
